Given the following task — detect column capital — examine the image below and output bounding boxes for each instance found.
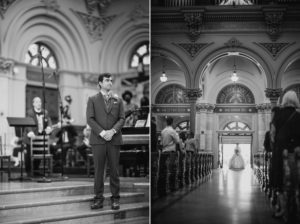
[265,88,282,105]
[0,58,14,74]
[184,88,202,102]
[196,103,215,112]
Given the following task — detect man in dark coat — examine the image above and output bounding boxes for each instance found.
[86,73,125,210]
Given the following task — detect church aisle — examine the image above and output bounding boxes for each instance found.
[152,166,282,224]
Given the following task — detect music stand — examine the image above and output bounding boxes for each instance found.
[7,117,36,181]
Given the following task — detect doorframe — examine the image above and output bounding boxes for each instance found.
[217,130,254,168]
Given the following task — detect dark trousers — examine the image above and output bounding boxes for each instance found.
[92,144,120,200]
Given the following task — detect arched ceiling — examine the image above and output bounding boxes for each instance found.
[208,55,261,78]
[285,58,300,73]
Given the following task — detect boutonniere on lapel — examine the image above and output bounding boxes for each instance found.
[112,94,119,104]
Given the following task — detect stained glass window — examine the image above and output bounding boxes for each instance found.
[224,121,250,131]
[130,42,149,68]
[25,42,58,69]
[155,84,188,104]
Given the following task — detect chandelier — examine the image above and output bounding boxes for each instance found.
[231,55,239,83]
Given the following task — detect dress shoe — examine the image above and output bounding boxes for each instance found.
[91,198,104,210]
[111,198,120,210]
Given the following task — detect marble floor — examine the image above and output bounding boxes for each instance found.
[152,166,283,224]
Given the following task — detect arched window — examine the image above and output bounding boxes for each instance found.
[223,121,250,131]
[155,84,188,104]
[25,42,58,69]
[216,84,255,104]
[130,42,149,68]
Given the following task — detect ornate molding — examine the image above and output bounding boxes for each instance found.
[71,10,117,42]
[0,0,16,19]
[265,88,282,105]
[152,105,191,114]
[265,88,282,99]
[254,42,293,60]
[264,10,285,42]
[256,103,272,112]
[129,4,148,22]
[184,88,202,102]
[196,103,215,112]
[224,37,242,49]
[182,11,204,42]
[85,0,111,15]
[214,106,257,113]
[41,0,60,12]
[0,58,13,73]
[173,42,212,60]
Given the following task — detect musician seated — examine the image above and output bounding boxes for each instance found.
[24,96,53,176]
[122,90,139,127]
[76,125,92,161]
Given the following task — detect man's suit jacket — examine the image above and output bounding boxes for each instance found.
[86,92,125,145]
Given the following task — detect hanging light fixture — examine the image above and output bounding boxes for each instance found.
[160,58,167,82]
[231,55,239,83]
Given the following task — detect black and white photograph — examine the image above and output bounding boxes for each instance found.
[151,1,300,224]
[0,0,149,223]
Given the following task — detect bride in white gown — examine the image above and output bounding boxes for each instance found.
[229,144,245,170]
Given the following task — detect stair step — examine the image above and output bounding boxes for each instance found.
[0,192,145,217]
[103,216,149,224]
[0,180,149,202]
[0,202,149,224]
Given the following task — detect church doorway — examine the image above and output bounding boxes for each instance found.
[222,143,251,169]
[217,130,254,169]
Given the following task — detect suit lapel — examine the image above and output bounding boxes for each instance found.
[107,98,114,114]
[98,92,110,113]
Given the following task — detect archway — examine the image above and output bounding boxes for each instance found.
[217,121,254,169]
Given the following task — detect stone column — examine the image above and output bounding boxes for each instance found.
[265,88,282,107]
[184,88,202,134]
[195,103,215,151]
[206,105,215,151]
[256,103,272,151]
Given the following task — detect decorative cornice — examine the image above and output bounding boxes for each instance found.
[224,37,242,49]
[254,42,293,60]
[182,11,204,42]
[263,9,285,42]
[41,0,60,12]
[0,58,14,73]
[71,10,117,42]
[214,106,257,113]
[184,88,202,101]
[256,103,272,112]
[173,42,211,60]
[85,0,111,15]
[265,88,282,99]
[0,0,16,19]
[196,103,215,112]
[129,4,148,22]
[152,105,191,114]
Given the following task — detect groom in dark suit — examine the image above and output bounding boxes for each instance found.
[86,73,125,210]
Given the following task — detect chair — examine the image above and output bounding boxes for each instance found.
[0,136,11,179]
[30,135,53,177]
